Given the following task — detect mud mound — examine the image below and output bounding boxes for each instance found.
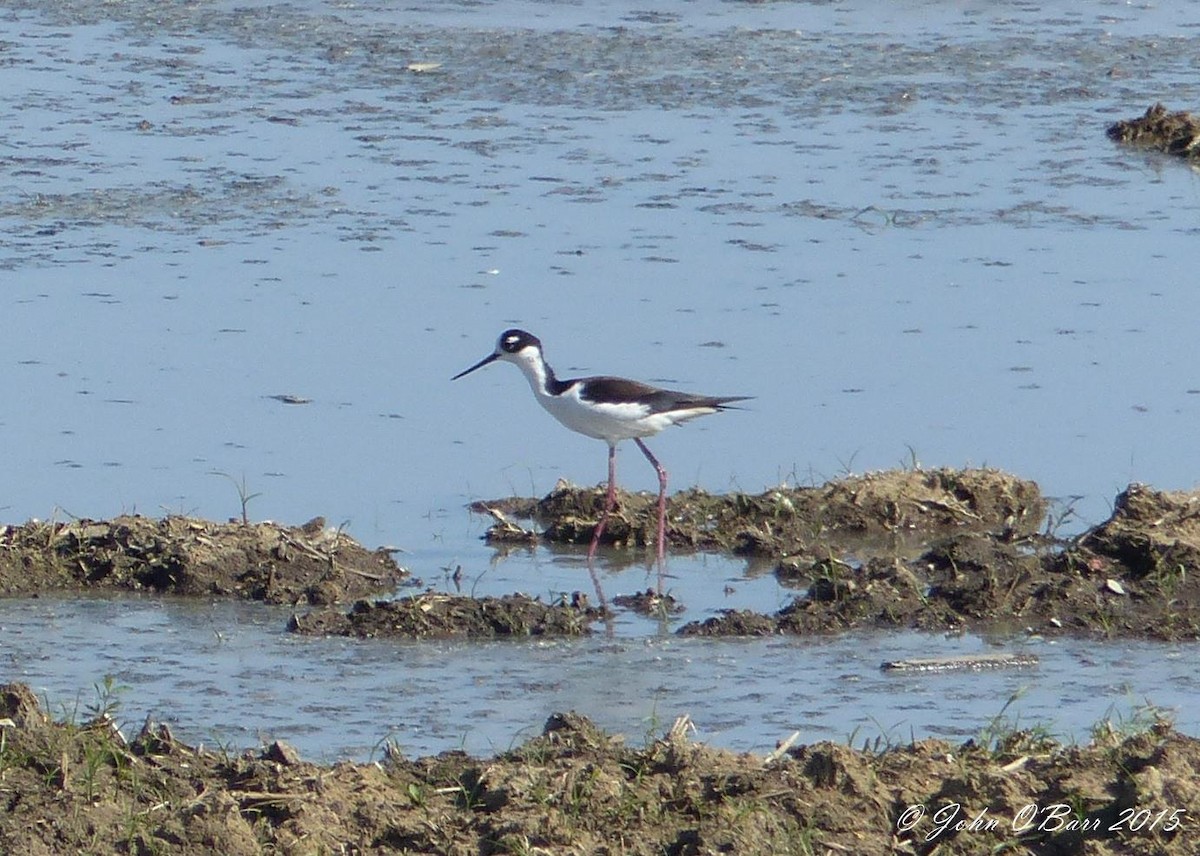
[1108,102,1200,158]
[1042,484,1200,638]
[680,534,1042,637]
[288,591,606,638]
[0,514,404,605]
[0,685,1195,855]
[683,508,1200,641]
[478,467,1046,557]
[610,588,684,616]
[677,608,780,636]
[1073,484,1200,579]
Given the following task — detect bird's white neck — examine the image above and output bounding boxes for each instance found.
[510,345,558,399]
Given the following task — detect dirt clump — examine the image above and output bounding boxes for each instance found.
[0,685,1195,855]
[682,500,1200,641]
[477,467,1046,558]
[680,534,1043,637]
[1069,483,1200,580]
[1108,102,1200,158]
[1045,484,1200,639]
[0,514,404,605]
[677,607,780,636]
[458,470,1200,641]
[288,591,606,638]
[610,588,684,616]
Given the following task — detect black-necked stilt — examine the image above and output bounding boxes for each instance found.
[452,329,750,563]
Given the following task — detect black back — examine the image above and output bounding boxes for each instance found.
[580,375,750,414]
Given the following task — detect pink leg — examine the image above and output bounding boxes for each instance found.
[634,438,668,566]
[588,443,619,560]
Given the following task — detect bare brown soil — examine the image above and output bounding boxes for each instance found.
[1,685,1196,855]
[478,467,1046,556]
[474,470,1200,641]
[1108,103,1200,158]
[1,470,1197,642]
[288,592,606,638]
[0,515,405,605]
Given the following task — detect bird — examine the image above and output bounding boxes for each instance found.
[452,328,750,565]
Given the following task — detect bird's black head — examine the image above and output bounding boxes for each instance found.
[498,329,541,355]
[452,328,543,381]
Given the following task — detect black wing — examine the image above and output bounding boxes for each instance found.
[579,376,751,414]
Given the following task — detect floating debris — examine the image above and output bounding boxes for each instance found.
[480,506,539,544]
[880,653,1039,672]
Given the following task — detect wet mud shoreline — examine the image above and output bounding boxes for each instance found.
[4,467,1196,642]
[3,467,1199,853]
[1,684,1195,855]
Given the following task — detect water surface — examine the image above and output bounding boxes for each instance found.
[3,594,1193,760]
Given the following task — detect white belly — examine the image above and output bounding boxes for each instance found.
[534,385,711,443]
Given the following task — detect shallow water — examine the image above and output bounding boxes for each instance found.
[3,593,1195,761]
[3,0,1200,756]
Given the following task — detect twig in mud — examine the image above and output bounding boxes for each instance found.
[231,790,311,806]
[915,498,983,522]
[666,715,695,744]
[764,730,801,766]
[279,532,334,563]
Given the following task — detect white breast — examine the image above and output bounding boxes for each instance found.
[536,385,660,442]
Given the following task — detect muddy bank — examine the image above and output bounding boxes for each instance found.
[472,469,1200,641]
[1108,103,1200,158]
[0,683,1194,855]
[476,467,1046,556]
[3,470,1200,640]
[0,515,405,605]
[682,483,1200,641]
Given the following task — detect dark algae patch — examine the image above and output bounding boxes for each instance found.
[0,686,1196,855]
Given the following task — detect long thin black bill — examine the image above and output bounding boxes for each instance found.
[451,352,499,380]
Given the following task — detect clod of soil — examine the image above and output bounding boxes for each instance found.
[0,515,404,605]
[1071,483,1200,580]
[678,608,780,636]
[288,591,606,638]
[1108,103,1200,158]
[1,685,1195,855]
[682,483,1200,641]
[1046,484,1200,638]
[610,588,684,616]
[477,467,1046,558]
